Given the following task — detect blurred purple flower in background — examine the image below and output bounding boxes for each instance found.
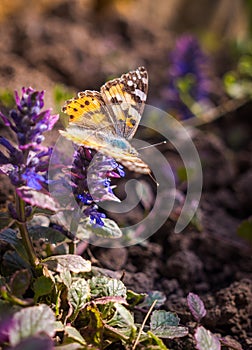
[162,35,214,119]
[0,87,59,191]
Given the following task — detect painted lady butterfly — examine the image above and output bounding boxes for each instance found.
[60,67,150,174]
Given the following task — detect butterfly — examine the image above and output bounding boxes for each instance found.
[60,66,150,174]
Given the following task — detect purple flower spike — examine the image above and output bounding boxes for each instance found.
[163,35,214,120]
[69,147,124,227]
[0,87,59,192]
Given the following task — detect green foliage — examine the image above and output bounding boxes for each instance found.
[237,217,252,243]
[0,88,15,108]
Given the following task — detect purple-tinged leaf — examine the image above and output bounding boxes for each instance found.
[16,186,59,212]
[9,335,53,350]
[42,254,91,273]
[0,314,15,343]
[195,326,221,350]
[9,269,31,297]
[9,304,56,346]
[187,292,206,322]
[220,336,243,350]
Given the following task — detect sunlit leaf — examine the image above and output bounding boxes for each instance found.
[64,325,86,345]
[126,289,146,307]
[150,310,187,339]
[187,292,206,322]
[42,254,91,273]
[76,218,122,240]
[195,326,221,350]
[89,276,126,298]
[150,310,180,328]
[68,279,90,318]
[151,326,188,339]
[9,304,56,346]
[16,186,59,212]
[53,344,84,350]
[146,331,169,349]
[107,303,135,329]
[107,279,127,298]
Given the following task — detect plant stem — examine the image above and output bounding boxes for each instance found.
[16,193,40,270]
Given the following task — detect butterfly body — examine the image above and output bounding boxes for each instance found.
[60,67,150,174]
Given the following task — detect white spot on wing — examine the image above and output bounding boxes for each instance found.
[134,89,146,101]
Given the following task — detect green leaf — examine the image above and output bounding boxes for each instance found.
[135,180,154,211]
[0,211,14,232]
[76,218,122,240]
[68,279,90,318]
[150,310,188,339]
[33,276,54,302]
[9,304,56,346]
[59,269,72,289]
[10,269,31,297]
[151,326,188,339]
[139,291,166,309]
[0,228,29,262]
[127,289,146,307]
[237,217,252,243]
[42,254,91,273]
[2,251,30,275]
[195,326,221,350]
[54,345,84,350]
[28,226,66,244]
[16,186,59,212]
[107,279,127,298]
[89,276,126,298]
[64,325,86,345]
[150,310,180,328]
[107,303,135,329]
[146,331,169,349]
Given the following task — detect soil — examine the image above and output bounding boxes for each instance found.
[0,1,252,349]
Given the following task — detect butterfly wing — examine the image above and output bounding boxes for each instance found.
[60,70,150,174]
[100,66,148,140]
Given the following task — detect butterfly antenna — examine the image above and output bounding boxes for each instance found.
[149,172,159,186]
[138,140,167,150]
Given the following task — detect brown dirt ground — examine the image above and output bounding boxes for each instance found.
[0,1,251,349]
